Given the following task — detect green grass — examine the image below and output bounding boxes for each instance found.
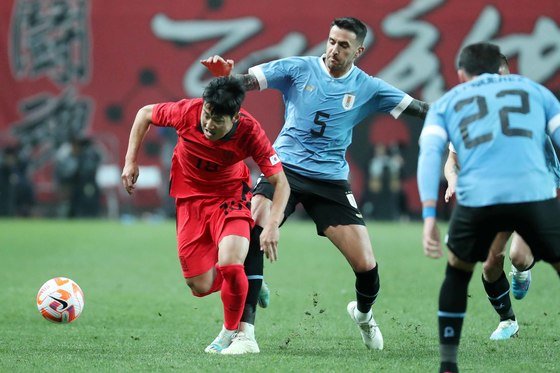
[1,219,559,372]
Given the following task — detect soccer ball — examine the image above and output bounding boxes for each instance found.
[37,277,85,323]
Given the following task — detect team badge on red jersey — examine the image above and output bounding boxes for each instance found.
[269,154,280,165]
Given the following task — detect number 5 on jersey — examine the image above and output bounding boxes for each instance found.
[311,111,330,137]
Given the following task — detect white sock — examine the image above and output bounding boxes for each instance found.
[512,266,529,279]
[354,308,372,323]
[238,322,255,340]
[222,325,237,336]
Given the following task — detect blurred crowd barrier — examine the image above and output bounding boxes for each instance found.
[1,0,558,219]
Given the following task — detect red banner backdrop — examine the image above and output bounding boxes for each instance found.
[1,0,559,217]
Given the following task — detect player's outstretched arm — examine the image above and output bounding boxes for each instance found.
[403,99,430,120]
[121,105,154,195]
[200,56,261,91]
[443,151,459,203]
[417,124,447,259]
[260,171,290,262]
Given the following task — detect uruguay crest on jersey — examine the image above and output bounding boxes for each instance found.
[249,56,408,180]
[342,93,355,110]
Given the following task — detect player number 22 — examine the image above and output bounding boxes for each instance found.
[454,89,532,149]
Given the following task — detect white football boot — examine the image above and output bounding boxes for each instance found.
[490,319,519,340]
[204,326,236,353]
[347,301,383,350]
[220,331,260,354]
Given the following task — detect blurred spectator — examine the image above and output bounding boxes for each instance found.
[362,143,406,220]
[157,127,177,218]
[54,137,101,217]
[0,145,35,217]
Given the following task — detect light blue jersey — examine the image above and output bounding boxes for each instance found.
[249,56,412,180]
[448,136,560,187]
[418,73,560,207]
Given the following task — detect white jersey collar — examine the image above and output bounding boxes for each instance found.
[320,54,355,79]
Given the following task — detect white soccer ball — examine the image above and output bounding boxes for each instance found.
[37,277,85,323]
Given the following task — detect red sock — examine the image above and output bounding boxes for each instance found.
[218,264,248,330]
[192,264,223,297]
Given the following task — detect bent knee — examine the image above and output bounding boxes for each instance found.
[352,258,376,272]
[186,278,212,297]
[483,255,504,270]
[447,253,475,272]
[509,248,533,269]
[348,250,376,272]
[510,256,526,270]
[481,262,503,281]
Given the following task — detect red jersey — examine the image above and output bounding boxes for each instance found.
[151,98,282,198]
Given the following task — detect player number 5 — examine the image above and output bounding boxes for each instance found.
[311,111,330,137]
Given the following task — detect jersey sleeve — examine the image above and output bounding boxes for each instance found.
[421,100,449,141]
[246,122,283,178]
[151,99,194,130]
[417,101,449,202]
[248,57,299,93]
[368,77,411,118]
[538,84,560,138]
[448,142,456,153]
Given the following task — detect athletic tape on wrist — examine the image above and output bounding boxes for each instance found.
[422,206,436,219]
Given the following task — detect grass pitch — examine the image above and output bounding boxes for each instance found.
[1,219,559,372]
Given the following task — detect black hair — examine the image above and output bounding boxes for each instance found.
[332,17,367,44]
[457,42,502,76]
[202,76,246,118]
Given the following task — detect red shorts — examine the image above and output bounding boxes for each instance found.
[175,196,253,278]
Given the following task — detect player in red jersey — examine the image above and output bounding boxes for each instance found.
[121,77,290,354]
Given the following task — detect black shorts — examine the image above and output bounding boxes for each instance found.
[447,198,560,264]
[253,167,365,236]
